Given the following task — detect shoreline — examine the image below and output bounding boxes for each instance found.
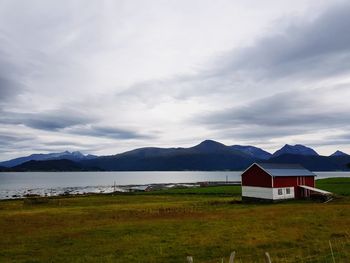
[0,181,241,200]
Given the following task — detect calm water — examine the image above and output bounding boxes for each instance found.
[0,171,349,199]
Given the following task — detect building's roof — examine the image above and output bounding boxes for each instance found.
[254,163,316,177]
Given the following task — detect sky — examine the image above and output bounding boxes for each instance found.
[1,0,350,160]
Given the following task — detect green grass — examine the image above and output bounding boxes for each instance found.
[145,185,242,195]
[316,177,350,196]
[0,178,349,262]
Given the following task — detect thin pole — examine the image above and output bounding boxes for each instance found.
[329,240,335,263]
[264,252,272,263]
[229,251,236,263]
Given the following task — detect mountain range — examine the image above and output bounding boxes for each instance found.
[0,151,96,168]
[0,140,349,171]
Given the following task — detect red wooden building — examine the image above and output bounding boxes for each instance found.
[241,163,327,202]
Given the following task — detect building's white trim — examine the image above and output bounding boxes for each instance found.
[242,186,273,199]
[272,187,295,200]
[272,176,274,188]
[242,186,295,200]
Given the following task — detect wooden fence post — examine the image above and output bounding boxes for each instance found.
[329,240,335,263]
[264,252,272,263]
[229,251,236,263]
[186,256,193,263]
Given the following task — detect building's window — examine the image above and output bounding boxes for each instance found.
[286,188,291,194]
[278,189,283,195]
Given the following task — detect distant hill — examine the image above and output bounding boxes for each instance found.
[9,159,102,172]
[0,151,97,168]
[272,144,319,157]
[231,145,271,160]
[81,140,255,171]
[267,154,342,171]
[328,155,350,168]
[330,150,349,157]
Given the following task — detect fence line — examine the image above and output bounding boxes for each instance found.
[185,236,350,262]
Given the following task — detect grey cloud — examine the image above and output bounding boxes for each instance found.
[68,125,155,140]
[313,134,350,146]
[0,133,38,157]
[217,3,350,81]
[121,2,350,103]
[288,134,350,150]
[196,89,350,140]
[0,134,35,146]
[0,56,24,104]
[0,28,35,106]
[0,108,152,156]
[0,132,100,159]
[43,140,90,147]
[200,91,350,128]
[0,109,94,131]
[217,126,311,141]
[0,77,20,102]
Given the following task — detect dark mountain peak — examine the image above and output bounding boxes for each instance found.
[191,140,255,159]
[283,144,296,149]
[0,150,96,168]
[273,144,319,157]
[192,140,227,152]
[120,146,182,159]
[70,151,85,157]
[231,145,272,160]
[330,150,349,157]
[199,139,223,145]
[83,139,254,171]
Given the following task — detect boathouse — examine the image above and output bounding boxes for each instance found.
[241,163,330,202]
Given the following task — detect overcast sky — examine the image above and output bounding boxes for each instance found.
[1,0,350,160]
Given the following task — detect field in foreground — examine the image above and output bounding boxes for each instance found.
[0,178,350,263]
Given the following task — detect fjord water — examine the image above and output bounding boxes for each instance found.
[0,171,349,199]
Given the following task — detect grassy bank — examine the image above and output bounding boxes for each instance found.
[144,185,242,196]
[0,178,349,262]
[316,177,350,196]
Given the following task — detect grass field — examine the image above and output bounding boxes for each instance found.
[145,185,242,196]
[0,178,349,262]
[316,178,350,196]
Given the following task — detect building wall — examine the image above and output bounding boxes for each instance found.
[273,176,315,188]
[242,186,273,199]
[274,176,315,198]
[273,176,297,188]
[242,186,295,200]
[241,164,272,187]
